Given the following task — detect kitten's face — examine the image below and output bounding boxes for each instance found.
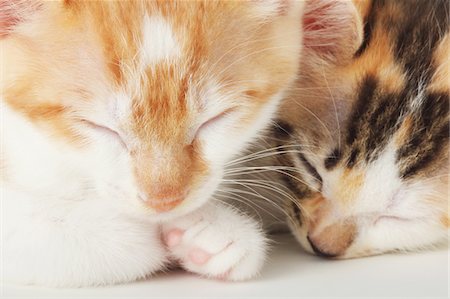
[2,1,303,219]
[280,0,449,258]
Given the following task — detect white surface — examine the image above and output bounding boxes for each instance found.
[2,234,449,298]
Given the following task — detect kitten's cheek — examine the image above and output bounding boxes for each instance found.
[192,109,238,143]
[183,169,223,213]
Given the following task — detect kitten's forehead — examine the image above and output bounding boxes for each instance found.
[3,0,303,146]
[83,1,300,140]
[337,1,449,177]
[141,14,181,67]
[279,0,449,185]
[83,3,216,141]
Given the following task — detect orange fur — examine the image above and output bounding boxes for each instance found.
[429,33,450,94]
[442,216,449,228]
[395,115,414,146]
[280,0,449,258]
[341,21,406,94]
[2,0,302,210]
[338,169,365,206]
[353,0,372,19]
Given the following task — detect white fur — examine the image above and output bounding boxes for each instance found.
[1,102,167,287]
[141,15,181,66]
[322,142,403,217]
[347,143,448,255]
[1,3,303,286]
[1,95,270,286]
[162,202,267,280]
[151,91,287,221]
[294,139,448,257]
[0,65,286,287]
[200,90,285,167]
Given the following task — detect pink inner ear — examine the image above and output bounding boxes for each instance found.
[302,0,361,62]
[0,0,42,38]
[303,1,342,54]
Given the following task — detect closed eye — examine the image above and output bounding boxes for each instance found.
[82,120,128,149]
[298,153,323,187]
[193,107,236,141]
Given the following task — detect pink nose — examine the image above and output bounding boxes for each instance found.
[307,235,338,258]
[139,189,186,212]
[306,219,357,258]
[147,197,184,212]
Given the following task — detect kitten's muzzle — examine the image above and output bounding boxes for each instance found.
[139,189,187,212]
[306,235,338,258]
[302,194,357,258]
[306,220,356,258]
[132,148,195,213]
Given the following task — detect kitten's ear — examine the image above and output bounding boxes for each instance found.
[0,0,43,38]
[303,0,364,65]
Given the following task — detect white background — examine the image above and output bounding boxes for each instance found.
[2,234,449,298]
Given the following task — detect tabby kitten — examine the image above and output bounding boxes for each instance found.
[275,0,449,258]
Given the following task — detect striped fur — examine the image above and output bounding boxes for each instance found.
[276,0,449,258]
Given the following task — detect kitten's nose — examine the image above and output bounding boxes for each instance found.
[306,219,357,258]
[307,235,338,258]
[132,149,193,213]
[139,188,186,212]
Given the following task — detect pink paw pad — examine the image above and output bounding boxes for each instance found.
[164,229,184,247]
[188,248,212,265]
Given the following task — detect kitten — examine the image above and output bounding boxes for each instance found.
[1,0,305,286]
[224,0,365,232]
[274,0,449,258]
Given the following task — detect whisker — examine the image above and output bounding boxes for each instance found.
[214,190,286,224]
[224,166,320,190]
[214,45,301,80]
[290,99,334,144]
[222,180,301,210]
[212,194,264,225]
[216,187,299,225]
[226,145,322,166]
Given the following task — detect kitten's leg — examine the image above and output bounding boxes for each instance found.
[2,186,167,287]
[162,202,267,280]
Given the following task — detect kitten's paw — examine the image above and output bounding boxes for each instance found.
[162,203,267,281]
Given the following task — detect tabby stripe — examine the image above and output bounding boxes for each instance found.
[401,122,449,178]
[394,0,449,88]
[347,148,360,168]
[364,91,407,161]
[272,120,294,140]
[276,146,311,198]
[354,0,378,57]
[346,75,378,146]
[324,147,342,170]
[398,92,450,178]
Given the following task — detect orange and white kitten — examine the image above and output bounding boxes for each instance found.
[1,0,305,287]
